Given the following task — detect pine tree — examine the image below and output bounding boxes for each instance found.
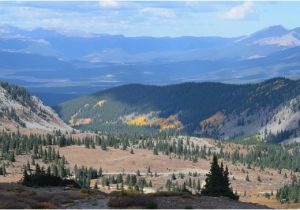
[245,174,250,182]
[201,155,238,200]
[197,179,201,191]
[98,167,103,177]
[165,179,172,191]
[121,182,124,191]
[201,155,222,196]
[257,175,262,182]
[222,165,231,193]
[35,163,41,175]
[172,173,176,180]
[2,164,6,176]
[46,166,51,175]
[21,168,29,185]
[94,181,98,189]
[153,148,158,155]
[101,141,107,151]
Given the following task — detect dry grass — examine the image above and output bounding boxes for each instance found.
[241,196,300,209]
[58,145,296,208]
[108,193,267,209]
[0,183,83,209]
[1,137,299,209]
[59,145,211,174]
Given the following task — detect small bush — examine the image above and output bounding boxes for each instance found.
[31,202,57,209]
[108,197,131,208]
[108,195,156,208]
[61,179,81,188]
[40,202,57,209]
[149,191,183,197]
[145,201,158,209]
[110,189,142,197]
[264,192,271,199]
[80,188,92,195]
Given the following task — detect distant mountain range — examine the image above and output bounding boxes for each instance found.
[57,77,300,142]
[1,25,300,105]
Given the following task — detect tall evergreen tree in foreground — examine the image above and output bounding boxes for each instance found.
[201,155,238,200]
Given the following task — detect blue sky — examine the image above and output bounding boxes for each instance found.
[0,1,299,37]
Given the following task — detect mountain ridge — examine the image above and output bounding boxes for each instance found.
[57,77,300,142]
[2,25,300,105]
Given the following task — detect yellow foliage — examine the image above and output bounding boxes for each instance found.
[200,112,224,130]
[96,100,106,108]
[154,115,183,131]
[241,133,262,142]
[126,115,183,131]
[69,118,92,126]
[127,116,148,126]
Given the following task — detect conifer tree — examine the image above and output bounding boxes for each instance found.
[201,155,238,200]
[149,180,152,187]
[257,175,262,182]
[245,174,250,182]
[22,168,29,185]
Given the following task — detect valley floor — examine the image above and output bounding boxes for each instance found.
[1,137,300,208]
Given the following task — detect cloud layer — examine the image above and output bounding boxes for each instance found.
[0,1,299,37]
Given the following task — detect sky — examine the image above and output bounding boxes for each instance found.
[0,1,299,37]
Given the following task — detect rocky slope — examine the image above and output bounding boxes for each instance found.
[0,81,72,134]
[58,77,300,142]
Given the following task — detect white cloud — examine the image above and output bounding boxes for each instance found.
[105,74,115,78]
[140,7,175,18]
[223,1,254,20]
[99,0,119,8]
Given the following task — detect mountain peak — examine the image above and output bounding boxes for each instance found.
[235,25,300,47]
[246,25,288,40]
[258,25,287,34]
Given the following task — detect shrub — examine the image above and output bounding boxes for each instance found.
[145,201,158,209]
[108,195,156,208]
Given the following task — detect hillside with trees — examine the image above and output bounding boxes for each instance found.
[58,77,300,142]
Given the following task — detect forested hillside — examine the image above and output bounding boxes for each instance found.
[57,77,300,142]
